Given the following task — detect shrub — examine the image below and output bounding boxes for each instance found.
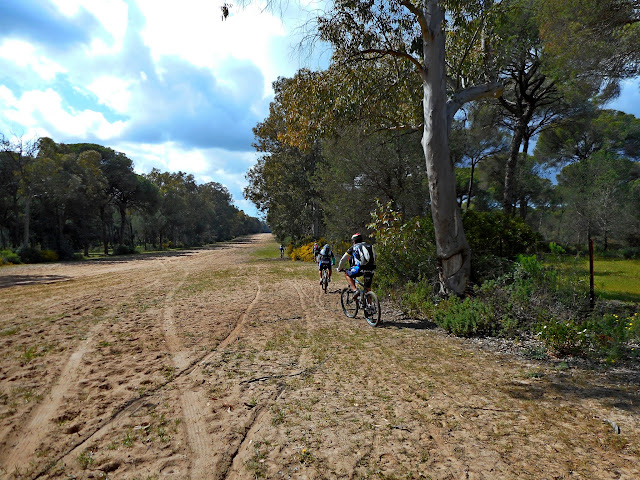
[536,318,587,356]
[113,244,137,255]
[433,297,497,337]
[1,250,21,265]
[16,246,43,264]
[463,210,540,260]
[400,281,438,318]
[368,201,437,297]
[40,249,59,262]
[290,243,315,262]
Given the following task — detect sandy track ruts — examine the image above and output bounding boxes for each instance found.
[0,236,271,479]
[180,282,262,480]
[37,247,265,479]
[0,323,100,474]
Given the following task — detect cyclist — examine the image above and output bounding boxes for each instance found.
[312,242,320,263]
[279,244,284,258]
[337,233,376,295]
[318,244,335,284]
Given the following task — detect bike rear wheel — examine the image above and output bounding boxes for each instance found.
[321,269,329,293]
[363,291,381,327]
[340,287,359,318]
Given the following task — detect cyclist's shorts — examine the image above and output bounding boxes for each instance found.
[346,265,374,288]
[318,261,332,271]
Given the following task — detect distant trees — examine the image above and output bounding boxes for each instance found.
[0,136,264,257]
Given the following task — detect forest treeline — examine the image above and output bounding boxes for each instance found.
[245,0,640,258]
[0,136,266,260]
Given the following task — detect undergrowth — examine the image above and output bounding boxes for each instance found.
[369,203,640,363]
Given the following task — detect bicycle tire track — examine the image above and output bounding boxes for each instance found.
[217,386,287,480]
[218,282,262,350]
[0,323,100,475]
[180,281,262,480]
[30,277,264,480]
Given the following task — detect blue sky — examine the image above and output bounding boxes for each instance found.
[0,0,327,217]
[1,1,638,218]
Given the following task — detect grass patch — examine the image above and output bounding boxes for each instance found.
[555,257,640,303]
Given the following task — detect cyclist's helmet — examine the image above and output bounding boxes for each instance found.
[351,233,362,244]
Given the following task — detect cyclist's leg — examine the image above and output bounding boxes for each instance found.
[345,266,363,293]
[363,272,374,292]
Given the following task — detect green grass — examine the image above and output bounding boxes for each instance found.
[591,258,640,303]
[554,257,640,303]
[250,242,284,260]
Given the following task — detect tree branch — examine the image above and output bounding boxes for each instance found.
[447,82,504,122]
[399,0,430,41]
[359,49,426,80]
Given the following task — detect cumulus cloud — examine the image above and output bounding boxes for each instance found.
[0,0,318,217]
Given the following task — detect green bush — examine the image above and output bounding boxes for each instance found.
[400,281,438,318]
[1,250,21,265]
[17,246,43,264]
[40,249,59,262]
[368,201,437,297]
[434,297,497,337]
[113,244,137,255]
[536,318,586,356]
[463,210,540,260]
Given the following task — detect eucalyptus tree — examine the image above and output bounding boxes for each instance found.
[280,0,505,295]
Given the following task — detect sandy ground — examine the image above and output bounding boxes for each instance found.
[0,233,638,480]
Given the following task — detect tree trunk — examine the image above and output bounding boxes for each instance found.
[22,195,31,247]
[503,119,525,216]
[423,0,470,296]
[466,161,476,212]
[100,205,110,254]
[119,205,127,246]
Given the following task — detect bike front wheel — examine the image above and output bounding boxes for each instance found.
[363,291,381,327]
[340,287,359,318]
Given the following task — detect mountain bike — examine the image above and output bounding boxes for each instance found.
[340,276,381,327]
[320,267,330,293]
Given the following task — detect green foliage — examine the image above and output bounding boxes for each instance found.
[1,250,21,265]
[368,201,437,297]
[536,319,586,356]
[16,246,42,264]
[400,281,438,318]
[113,244,137,256]
[433,297,497,337]
[463,211,540,260]
[40,249,59,262]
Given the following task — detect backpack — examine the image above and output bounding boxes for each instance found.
[353,242,375,268]
[320,244,331,257]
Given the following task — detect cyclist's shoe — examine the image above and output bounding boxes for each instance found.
[319,280,323,285]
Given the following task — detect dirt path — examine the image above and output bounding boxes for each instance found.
[0,234,638,479]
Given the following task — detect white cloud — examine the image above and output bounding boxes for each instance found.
[136,0,288,95]
[86,76,133,113]
[0,39,66,80]
[1,87,125,140]
[52,0,129,52]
